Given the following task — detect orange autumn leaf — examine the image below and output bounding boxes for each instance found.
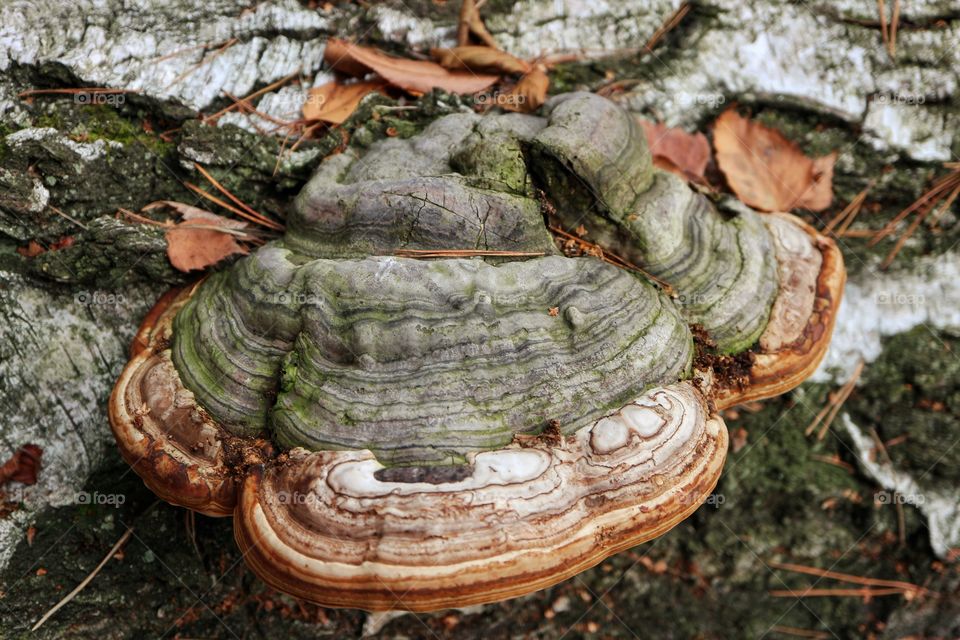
[499,65,549,113]
[431,46,530,75]
[713,109,836,212]
[638,119,711,183]
[303,80,386,124]
[165,208,250,272]
[458,0,498,48]
[0,444,43,486]
[323,38,498,96]
[16,236,74,258]
[16,240,45,258]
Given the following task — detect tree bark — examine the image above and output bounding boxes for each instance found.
[1,1,958,637]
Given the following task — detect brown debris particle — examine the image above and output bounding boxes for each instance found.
[691,324,754,394]
[513,420,564,448]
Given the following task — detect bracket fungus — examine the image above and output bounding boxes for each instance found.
[110,92,844,611]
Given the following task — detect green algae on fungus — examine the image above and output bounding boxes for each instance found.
[173,251,692,465]
[110,92,844,612]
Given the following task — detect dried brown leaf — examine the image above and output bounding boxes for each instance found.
[638,119,711,183]
[500,65,549,113]
[712,109,836,212]
[0,444,43,486]
[323,38,498,95]
[16,240,45,258]
[458,0,498,48]
[431,46,529,75]
[303,80,386,124]
[165,211,249,272]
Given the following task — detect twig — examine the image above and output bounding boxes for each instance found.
[18,87,139,98]
[221,90,300,128]
[202,70,301,124]
[889,0,901,57]
[837,229,876,238]
[164,38,238,91]
[770,587,906,598]
[457,0,498,48]
[770,561,927,593]
[811,454,854,474]
[47,205,90,231]
[877,0,890,53]
[884,434,909,448]
[824,181,874,235]
[804,359,864,440]
[769,626,830,640]
[118,207,167,227]
[868,427,907,546]
[457,0,473,46]
[184,182,282,231]
[645,2,691,52]
[185,510,201,558]
[289,120,327,153]
[395,249,545,258]
[273,124,298,177]
[869,169,960,245]
[150,42,212,64]
[926,180,960,228]
[31,526,134,631]
[548,225,676,295]
[880,194,936,269]
[193,164,282,230]
[118,208,265,241]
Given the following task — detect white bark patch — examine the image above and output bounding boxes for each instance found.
[0,272,161,570]
[814,252,960,382]
[843,414,960,559]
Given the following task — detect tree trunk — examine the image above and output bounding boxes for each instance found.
[1,1,958,637]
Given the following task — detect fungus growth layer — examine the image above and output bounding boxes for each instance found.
[111,91,844,611]
[170,92,780,467]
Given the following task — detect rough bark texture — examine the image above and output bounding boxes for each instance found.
[0,1,958,638]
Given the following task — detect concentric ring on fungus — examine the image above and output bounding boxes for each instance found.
[110,92,843,611]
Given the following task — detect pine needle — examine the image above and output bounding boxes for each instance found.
[202,70,300,124]
[824,181,874,235]
[769,626,830,639]
[164,38,237,91]
[31,526,134,631]
[549,225,676,295]
[804,359,864,440]
[645,2,691,52]
[192,164,283,231]
[394,249,545,258]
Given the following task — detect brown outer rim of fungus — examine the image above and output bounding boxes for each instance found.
[714,212,846,409]
[108,210,841,609]
[110,280,242,517]
[232,389,727,612]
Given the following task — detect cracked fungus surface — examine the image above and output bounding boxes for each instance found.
[171,92,781,467]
